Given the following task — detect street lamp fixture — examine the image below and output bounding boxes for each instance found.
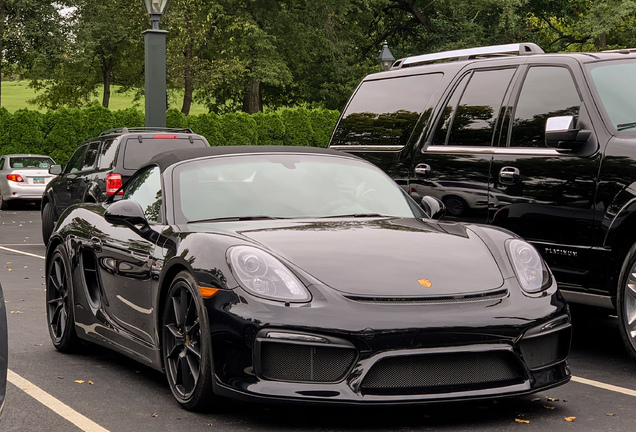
[143,0,171,29]
[143,0,171,127]
[378,41,395,71]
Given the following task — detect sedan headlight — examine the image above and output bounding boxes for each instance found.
[228,246,311,303]
[506,239,551,294]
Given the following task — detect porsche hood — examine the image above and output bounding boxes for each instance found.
[235,218,505,297]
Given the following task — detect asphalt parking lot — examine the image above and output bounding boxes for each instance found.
[1,203,636,431]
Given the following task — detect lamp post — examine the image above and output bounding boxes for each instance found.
[377,41,395,71]
[143,0,171,127]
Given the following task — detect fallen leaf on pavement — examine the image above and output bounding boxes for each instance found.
[544,405,556,410]
[547,397,559,402]
[74,380,85,384]
[515,419,530,424]
[565,417,576,422]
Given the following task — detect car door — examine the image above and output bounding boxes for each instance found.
[90,166,165,346]
[489,62,601,290]
[410,66,518,222]
[66,141,100,204]
[53,144,88,215]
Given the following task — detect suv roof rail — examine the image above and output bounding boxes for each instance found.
[602,48,636,54]
[99,127,194,136]
[392,43,544,69]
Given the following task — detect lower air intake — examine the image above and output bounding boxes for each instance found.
[260,342,356,383]
[361,351,525,395]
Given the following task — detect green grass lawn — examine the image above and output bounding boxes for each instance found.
[0,80,208,115]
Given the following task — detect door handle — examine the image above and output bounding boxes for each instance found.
[90,237,102,253]
[499,166,520,185]
[414,164,432,178]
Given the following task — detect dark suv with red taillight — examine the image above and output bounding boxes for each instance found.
[41,127,210,243]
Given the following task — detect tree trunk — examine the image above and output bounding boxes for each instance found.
[101,57,115,108]
[242,78,262,114]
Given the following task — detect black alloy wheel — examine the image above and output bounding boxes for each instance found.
[46,244,80,352]
[618,247,636,361]
[162,271,214,411]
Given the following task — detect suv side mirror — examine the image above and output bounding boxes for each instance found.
[545,116,592,150]
[49,164,62,175]
[421,196,446,220]
[105,199,149,228]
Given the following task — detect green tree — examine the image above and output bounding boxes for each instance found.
[0,0,66,106]
[30,0,147,109]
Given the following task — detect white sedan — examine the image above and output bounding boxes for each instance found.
[0,154,56,209]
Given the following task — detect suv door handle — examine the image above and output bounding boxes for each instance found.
[414,164,432,178]
[499,166,520,185]
[90,237,102,253]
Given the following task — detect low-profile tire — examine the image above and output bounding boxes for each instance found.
[0,191,9,210]
[162,271,215,411]
[46,244,80,353]
[41,202,55,245]
[617,246,636,361]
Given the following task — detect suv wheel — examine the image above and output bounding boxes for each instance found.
[41,202,55,244]
[618,246,636,360]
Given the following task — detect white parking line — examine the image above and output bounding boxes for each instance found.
[7,370,111,432]
[0,245,45,260]
[571,375,636,397]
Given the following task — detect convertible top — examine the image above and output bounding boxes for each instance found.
[144,145,355,172]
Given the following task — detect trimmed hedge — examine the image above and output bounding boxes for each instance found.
[0,106,341,165]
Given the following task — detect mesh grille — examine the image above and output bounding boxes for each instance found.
[260,342,356,383]
[361,351,525,395]
[519,329,570,369]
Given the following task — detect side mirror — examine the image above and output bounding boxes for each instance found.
[105,199,148,228]
[421,196,446,220]
[49,164,62,175]
[545,116,591,150]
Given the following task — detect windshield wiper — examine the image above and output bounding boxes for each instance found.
[617,121,636,131]
[187,215,284,223]
[319,213,386,219]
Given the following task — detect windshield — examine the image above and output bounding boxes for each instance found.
[9,156,54,169]
[173,153,420,222]
[588,60,636,130]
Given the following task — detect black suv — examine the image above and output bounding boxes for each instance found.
[329,42,636,359]
[42,127,210,243]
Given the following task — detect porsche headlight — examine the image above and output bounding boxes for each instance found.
[506,239,551,294]
[228,246,311,302]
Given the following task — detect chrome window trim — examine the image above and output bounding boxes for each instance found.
[424,146,562,156]
[329,145,405,151]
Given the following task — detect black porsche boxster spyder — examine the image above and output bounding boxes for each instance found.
[45,146,571,410]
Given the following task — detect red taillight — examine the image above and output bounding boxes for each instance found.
[6,174,24,182]
[152,134,179,139]
[106,173,124,195]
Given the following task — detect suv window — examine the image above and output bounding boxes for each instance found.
[65,145,88,174]
[123,166,163,223]
[80,142,100,171]
[510,66,581,147]
[433,68,516,146]
[331,73,443,148]
[122,137,208,170]
[0,158,4,170]
[98,139,117,170]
